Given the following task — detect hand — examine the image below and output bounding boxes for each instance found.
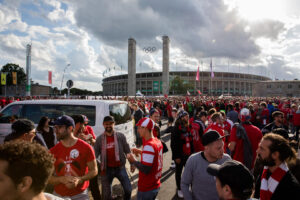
[175,159,181,164]
[127,153,137,163]
[61,176,82,189]
[131,148,142,156]
[78,133,88,141]
[130,165,136,173]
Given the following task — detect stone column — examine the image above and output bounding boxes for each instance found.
[128,38,136,96]
[162,36,170,95]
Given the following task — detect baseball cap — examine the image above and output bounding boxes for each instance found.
[136,117,155,130]
[53,115,75,127]
[178,110,188,119]
[240,108,251,121]
[103,116,115,123]
[202,130,225,146]
[5,119,35,141]
[207,160,254,199]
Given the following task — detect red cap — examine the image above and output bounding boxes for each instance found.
[136,117,155,130]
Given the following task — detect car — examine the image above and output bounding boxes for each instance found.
[0,99,135,146]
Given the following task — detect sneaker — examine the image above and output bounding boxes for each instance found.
[170,161,175,169]
[177,190,183,198]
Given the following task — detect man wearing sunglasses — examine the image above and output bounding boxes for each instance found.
[261,111,289,139]
[4,119,47,148]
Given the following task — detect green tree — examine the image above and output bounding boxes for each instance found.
[170,76,194,95]
[1,63,26,85]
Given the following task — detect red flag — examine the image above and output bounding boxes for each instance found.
[48,71,52,84]
[196,66,200,81]
[197,90,202,95]
[186,96,190,102]
[164,94,168,98]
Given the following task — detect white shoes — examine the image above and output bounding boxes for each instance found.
[170,161,176,169]
[177,190,183,198]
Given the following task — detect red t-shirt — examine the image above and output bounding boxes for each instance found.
[106,135,121,167]
[191,121,204,152]
[138,138,163,192]
[50,139,96,196]
[84,125,96,139]
[229,124,262,169]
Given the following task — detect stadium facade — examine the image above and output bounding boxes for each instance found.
[102,71,271,96]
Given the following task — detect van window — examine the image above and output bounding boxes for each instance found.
[109,103,131,125]
[0,104,23,123]
[21,104,96,125]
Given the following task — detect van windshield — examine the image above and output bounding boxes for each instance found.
[109,103,131,125]
[8,104,96,126]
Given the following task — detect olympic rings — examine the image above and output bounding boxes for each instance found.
[143,47,156,53]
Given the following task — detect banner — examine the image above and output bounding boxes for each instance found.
[1,73,6,85]
[196,66,199,81]
[48,71,52,84]
[197,90,202,95]
[187,90,191,95]
[12,72,17,85]
[153,81,159,92]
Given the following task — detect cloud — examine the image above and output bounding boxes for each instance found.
[72,0,260,60]
[249,20,285,40]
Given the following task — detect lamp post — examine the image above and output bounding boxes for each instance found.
[60,64,71,95]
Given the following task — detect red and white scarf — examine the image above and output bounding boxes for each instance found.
[260,162,288,200]
[100,132,120,175]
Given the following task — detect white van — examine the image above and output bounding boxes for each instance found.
[0,100,135,146]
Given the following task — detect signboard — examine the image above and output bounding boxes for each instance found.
[12,72,17,85]
[66,80,73,88]
[153,81,159,92]
[1,73,6,85]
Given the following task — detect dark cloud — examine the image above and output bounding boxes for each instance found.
[72,0,260,60]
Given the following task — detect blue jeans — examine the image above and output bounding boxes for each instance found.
[101,167,132,200]
[137,188,160,200]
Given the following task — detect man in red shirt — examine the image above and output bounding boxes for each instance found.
[49,115,97,199]
[128,117,163,200]
[229,108,263,170]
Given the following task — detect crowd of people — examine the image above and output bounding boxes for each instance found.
[0,95,300,200]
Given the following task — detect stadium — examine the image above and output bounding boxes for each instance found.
[102,71,271,96]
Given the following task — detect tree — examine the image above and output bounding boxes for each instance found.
[1,63,26,85]
[170,76,194,95]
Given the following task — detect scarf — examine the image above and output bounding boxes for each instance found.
[100,132,120,175]
[235,121,253,170]
[260,162,288,200]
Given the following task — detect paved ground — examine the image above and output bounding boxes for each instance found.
[94,119,182,200]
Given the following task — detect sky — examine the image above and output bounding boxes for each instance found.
[0,0,300,91]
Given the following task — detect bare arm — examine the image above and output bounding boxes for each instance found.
[228,141,236,152]
[78,159,98,183]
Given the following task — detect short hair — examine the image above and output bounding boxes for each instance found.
[72,114,85,124]
[0,141,54,194]
[199,111,208,118]
[220,111,226,117]
[132,103,138,107]
[12,119,35,135]
[227,104,234,111]
[263,133,296,162]
[260,102,267,108]
[272,111,284,118]
[211,112,222,122]
[208,108,216,116]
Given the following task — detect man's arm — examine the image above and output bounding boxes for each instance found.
[181,157,193,200]
[77,159,98,184]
